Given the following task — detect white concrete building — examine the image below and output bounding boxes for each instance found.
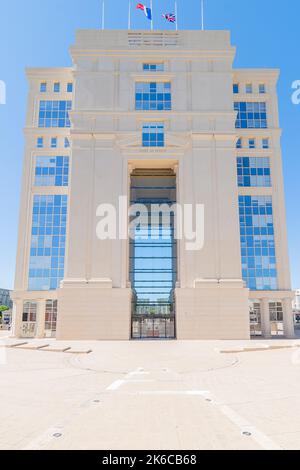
[12,29,295,340]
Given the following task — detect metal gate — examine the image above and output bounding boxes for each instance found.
[132,315,176,339]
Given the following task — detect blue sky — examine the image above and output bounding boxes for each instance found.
[0,0,299,290]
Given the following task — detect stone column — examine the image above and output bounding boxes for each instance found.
[11,299,23,338]
[36,299,46,339]
[282,297,295,339]
[261,298,271,339]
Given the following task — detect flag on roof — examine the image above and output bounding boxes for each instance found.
[136,3,152,20]
[162,13,176,23]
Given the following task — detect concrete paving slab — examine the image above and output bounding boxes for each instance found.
[14,343,50,351]
[40,346,71,353]
[64,349,93,355]
[6,342,28,348]
[1,339,300,450]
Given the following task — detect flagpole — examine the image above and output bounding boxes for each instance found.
[128,0,131,30]
[102,0,105,30]
[175,1,178,31]
[201,0,204,31]
[150,0,153,31]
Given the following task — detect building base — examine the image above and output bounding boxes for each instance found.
[56,279,132,340]
[175,279,250,340]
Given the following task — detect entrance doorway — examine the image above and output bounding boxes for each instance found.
[130,169,177,339]
[21,301,37,338]
[132,315,176,339]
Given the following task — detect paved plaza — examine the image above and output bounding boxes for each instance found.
[1,332,300,450]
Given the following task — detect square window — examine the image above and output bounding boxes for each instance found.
[135,82,171,111]
[38,101,72,128]
[234,102,268,129]
[142,122,165,148]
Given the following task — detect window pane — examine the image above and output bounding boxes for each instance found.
[239,195,277,291]
[135,82,171,111]
[34,156,69,187]
[237,157,271,188]
[143,63,164,72]
[38,101,72,128]
[28,195,68,291]
[142,122,165,147]
[234,102,268,129]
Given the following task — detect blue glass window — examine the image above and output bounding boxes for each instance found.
[135,82,171,111]
[67,83,73,93]
[64,137,70,148]
[262,138,269,149]
[142,122,164,147]
[234,102,267,129]
[40,82,47,93]
[259,84,266,94]
[239,196,277,291]
[233,83,239,94]
[245,83,253,94]
[236,138,242,149]
[34,156,69,187]
[54,82,60,93]
[51,137,57,148]
[237,157,271,187]
[28,195,68,291]
[248,138,256,149]
[143,63,164,72]
[38,101,72,128]
[37,137,44,148]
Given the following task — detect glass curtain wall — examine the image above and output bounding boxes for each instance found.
[130,169,177,339]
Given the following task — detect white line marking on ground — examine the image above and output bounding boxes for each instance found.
[23,368,148,449]
[207,398,282,450]
[106,379,125,391]
[106,368,148,391]
[217,403,282,450]
[22,427,64,450]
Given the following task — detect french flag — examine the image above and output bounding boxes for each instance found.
[136,3,152,21]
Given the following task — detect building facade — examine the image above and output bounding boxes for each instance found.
[12,30,295,340]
